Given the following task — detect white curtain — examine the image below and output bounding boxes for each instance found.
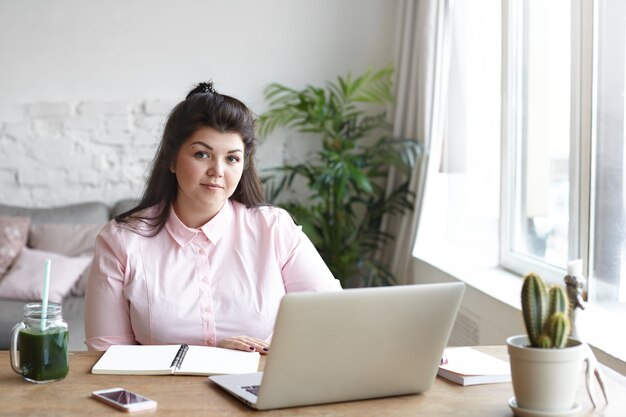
[381,0,453,284]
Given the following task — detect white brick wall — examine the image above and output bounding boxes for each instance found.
[0,97,313,209]
[26,102,72,119]
[0,99,172,207]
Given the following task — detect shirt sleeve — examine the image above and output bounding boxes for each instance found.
[84,222,136,351]
[276,210,343,292]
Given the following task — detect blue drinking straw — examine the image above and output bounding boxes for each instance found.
[41,259,51,330]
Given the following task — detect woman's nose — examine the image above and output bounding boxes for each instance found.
[207,160,224,177]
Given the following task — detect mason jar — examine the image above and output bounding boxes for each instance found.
[10,302,69,383]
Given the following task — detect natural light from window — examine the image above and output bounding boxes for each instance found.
[590,0,626,314]
[413,0,626,365]
[413,0,501,269]
[510,0,570,270]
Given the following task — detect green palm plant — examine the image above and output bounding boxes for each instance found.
[259,67,421,287]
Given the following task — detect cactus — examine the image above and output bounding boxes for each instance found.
[546,312,571,348]
[521,273,572,348]
[521,273,547,346]
[548,285,569,318]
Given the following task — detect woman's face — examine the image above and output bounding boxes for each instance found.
[171,127,245,227]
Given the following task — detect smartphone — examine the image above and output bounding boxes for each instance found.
[92,387,157,412]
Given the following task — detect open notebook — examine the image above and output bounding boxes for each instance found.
[91,344,260,376]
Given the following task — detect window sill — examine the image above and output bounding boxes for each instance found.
[414,254,626,376]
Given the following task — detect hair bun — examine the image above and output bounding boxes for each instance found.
[200,82,216,94]
[186,81,217,99]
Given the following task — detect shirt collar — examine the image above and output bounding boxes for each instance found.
[198,199,232,244]
[165,200,233,247]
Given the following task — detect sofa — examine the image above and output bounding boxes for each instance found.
[0,199,137,351]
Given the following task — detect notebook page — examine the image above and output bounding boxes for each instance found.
[439,347,511,378]
[92,345,179,375]
[176,345,260,375]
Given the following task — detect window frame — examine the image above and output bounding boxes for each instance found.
[411,0,626,369]
[499,0,594,285]
[574,0,594,290]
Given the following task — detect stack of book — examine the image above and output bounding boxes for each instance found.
[437,347,511,386]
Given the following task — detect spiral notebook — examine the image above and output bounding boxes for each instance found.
[91,344,260,376]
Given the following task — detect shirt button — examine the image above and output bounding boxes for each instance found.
[207,338,214,345]
[197,249,205,256]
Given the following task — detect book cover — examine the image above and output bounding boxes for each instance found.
[437,347,511,386]
[91,344,260,376]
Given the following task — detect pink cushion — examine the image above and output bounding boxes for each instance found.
[0,247,91,303]
[0,216,30,278]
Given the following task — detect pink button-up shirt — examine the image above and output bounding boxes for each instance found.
[84,200,342,351]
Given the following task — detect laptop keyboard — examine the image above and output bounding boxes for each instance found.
[242,385,261,396]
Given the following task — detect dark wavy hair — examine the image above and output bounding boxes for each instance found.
[116,81,265,235]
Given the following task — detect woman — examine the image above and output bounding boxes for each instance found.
[84,82,342,353]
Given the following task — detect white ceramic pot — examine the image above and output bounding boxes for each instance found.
[507,335,586,413]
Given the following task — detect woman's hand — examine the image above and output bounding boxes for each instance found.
[217,335,270,355]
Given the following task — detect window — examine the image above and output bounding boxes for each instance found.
[413,0,501,269]
[501,0,571,281]
[502,0,626,315]
[590,0,626,313]
[414,0,626,355]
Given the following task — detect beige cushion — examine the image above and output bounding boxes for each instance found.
[0,216,30,278]
[0,247,91,303]
[29,223,103,256]
[0,202,109,225]
[28,223,103,296]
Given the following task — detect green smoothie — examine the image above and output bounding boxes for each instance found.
[18,327,69,383]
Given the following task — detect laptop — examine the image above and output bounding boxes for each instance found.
[209,282,465,410]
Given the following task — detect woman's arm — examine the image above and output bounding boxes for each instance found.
[275,210,343,292]
[84,223,136,351]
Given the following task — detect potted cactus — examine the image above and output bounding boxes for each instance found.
[521,272,571,348]
[507,273,587,415]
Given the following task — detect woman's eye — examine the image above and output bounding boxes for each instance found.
[227,156,240,163]
[194,151,209,159]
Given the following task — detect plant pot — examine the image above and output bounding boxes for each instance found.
[507,335,586,413]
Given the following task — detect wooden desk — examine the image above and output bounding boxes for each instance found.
[1,347,625,417]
